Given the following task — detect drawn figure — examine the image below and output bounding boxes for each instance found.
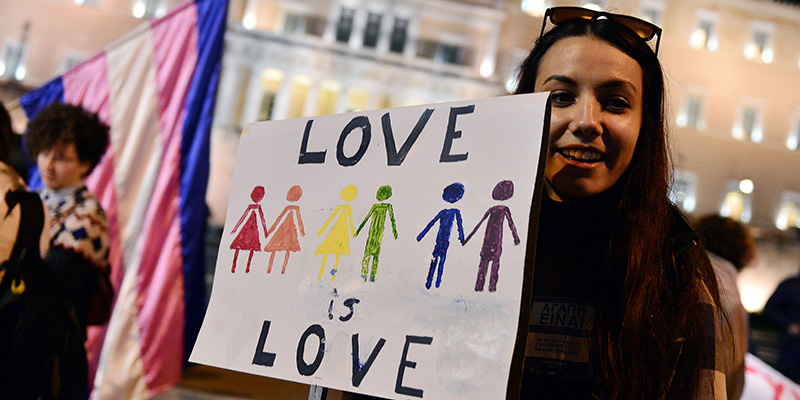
[264,185,305,274]
[417,182,465,289]
[315,184,358,281]
[465,180,521,292]
[230,186,269,273]
[355,185,398,283]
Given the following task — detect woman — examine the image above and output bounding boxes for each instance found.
[694,215,754,399]
[514,8,730,399]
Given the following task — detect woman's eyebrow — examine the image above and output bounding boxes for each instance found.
[600,79,635,88]
[598,80,639,94]
[540,76,639,95]
[541,75,576,86]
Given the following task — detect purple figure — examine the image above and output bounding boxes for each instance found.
[417,183,465,289]
[464,180,520,292]
[230,186,269,273]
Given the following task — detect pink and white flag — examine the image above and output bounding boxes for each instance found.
[20,0,227,397]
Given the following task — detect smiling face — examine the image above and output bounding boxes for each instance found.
[535,36,643,201]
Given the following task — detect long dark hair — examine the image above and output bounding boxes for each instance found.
[516,19,721,399]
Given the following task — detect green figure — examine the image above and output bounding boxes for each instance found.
[356,185,398,282]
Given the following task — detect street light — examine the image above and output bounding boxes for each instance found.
[739,179,754,194]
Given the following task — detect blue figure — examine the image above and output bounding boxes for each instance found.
[417,182,466,289]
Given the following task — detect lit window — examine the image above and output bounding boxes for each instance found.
[389,17,409,54]
[669,170,697,212]
[744,22,774,63]
[315,80,342,116]
[788,112,800,150]
[242,0,257,29]
[377,94,393,109]
[259,69,284,121]
[133,0,165,19]
[346,87,370,112]
[639,0,664,26]
[676,92,706,130]
[75,0,100,6]
[521,0,552,17]
[0,40,28,81]
[689,10,718,51]
[287,75,313,119]
[335,7,355,43]
[363,13,382,48]
[732,104,763,143]
[720,180,753,223]
[776,192,800,230]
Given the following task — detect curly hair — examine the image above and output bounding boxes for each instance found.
[26,103,109,176]
[694,214,755,270]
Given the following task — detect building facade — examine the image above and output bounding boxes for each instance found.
[215,0,507,132]
[3,0,800,312]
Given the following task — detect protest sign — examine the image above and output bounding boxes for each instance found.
[191,92,549,399]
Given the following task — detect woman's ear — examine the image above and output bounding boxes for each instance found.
[78,160,92,177]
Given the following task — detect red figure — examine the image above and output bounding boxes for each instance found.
[264,185,305,274]
[230,186,269,273]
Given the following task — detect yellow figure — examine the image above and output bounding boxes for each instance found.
[315,185,357,280]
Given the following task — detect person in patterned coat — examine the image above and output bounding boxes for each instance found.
[26,102,110,332]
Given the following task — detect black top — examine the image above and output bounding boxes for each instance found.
[521,190,619,399]
[764,275,800,331]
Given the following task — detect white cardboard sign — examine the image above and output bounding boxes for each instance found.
[191,93,549,399]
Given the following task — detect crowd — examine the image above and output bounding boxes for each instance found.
[1,5,799,400]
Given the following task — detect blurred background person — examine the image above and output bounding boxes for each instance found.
[1,102,30,182]
[694,214,757,399]
[764,254,800,383]
[0,102,45,261]
[0,103,11,169]
[1,103,87,398]
[1,102,43,278]
[25,102,112,333]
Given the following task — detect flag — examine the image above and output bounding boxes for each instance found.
[19,0,227,397]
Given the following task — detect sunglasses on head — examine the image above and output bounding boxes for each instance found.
[540,7,662,55]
